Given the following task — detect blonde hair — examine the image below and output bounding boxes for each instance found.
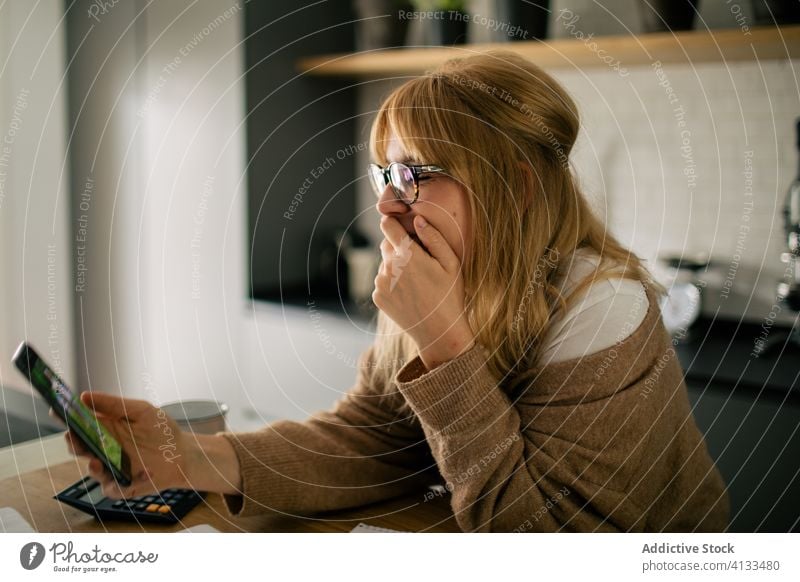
[367,50,664,396]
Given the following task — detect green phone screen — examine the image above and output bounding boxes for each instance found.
[29,360,123,471]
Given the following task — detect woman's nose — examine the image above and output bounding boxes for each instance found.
[375,183,410,217]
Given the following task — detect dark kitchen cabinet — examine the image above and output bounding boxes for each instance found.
[245,1,357,302]
[686,380,800,532]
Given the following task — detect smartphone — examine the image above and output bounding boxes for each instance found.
[12,342,132,486]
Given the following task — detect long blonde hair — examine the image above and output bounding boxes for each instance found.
[367,50,664,396]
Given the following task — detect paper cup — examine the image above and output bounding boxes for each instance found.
[346,247,379,304]
[161,400,228,435]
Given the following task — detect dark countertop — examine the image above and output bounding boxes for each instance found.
[0,386,64,448]
[675,317,800,396]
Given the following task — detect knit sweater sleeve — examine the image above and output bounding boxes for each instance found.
[394,341,624,533]
[218,347,437,517]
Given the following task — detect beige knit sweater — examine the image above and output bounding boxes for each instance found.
[220,284,729,532]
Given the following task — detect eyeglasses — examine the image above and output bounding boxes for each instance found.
[368,162,447,205]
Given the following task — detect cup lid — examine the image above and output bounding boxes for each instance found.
[160,400,228,422]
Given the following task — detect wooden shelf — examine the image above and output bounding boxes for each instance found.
[297,25,800,77]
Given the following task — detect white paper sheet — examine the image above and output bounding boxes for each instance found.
[349,522,403,533]
[177,523,220,533]
[0,507,36,533]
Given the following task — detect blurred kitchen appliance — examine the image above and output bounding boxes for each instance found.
[755,117,800,356]
[657,253,708,342]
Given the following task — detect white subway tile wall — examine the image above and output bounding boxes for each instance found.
[553,58,799,324]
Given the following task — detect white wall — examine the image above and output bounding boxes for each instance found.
[0,1,75,392]
[65,0,148,400]
[67,0,251,407]
[64,0,368,429]
[554,58,799,326]
[138,0,373,424]
[136,0,249,408]
[241,303,375,422]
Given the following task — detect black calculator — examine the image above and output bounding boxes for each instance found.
[55,476,204,524]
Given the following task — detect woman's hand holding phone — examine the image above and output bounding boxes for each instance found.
[65,392,241,499]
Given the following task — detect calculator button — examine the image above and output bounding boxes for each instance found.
[161,491,173,499]
[134,502,148,510]
[166,499,179,506]
[143,496,156,503]
[157,505,171,514]
[112,500,125,508]
[145,504,160,513]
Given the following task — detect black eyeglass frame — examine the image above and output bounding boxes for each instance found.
[368,162,447,205]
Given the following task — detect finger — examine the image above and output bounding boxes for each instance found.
[379,216,409,248]
[101,480,128,500]
[88,458,128,500]
[103,481,138,500]
[80,391,150,420]
[87,457,113,487]
[64,431,90,457]
[379,238,394,262]
[102,471,152,500]
[414,215,459,271]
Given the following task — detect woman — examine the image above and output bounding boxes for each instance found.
[67,51,729,532]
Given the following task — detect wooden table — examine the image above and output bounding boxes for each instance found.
[1,461,460,533]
